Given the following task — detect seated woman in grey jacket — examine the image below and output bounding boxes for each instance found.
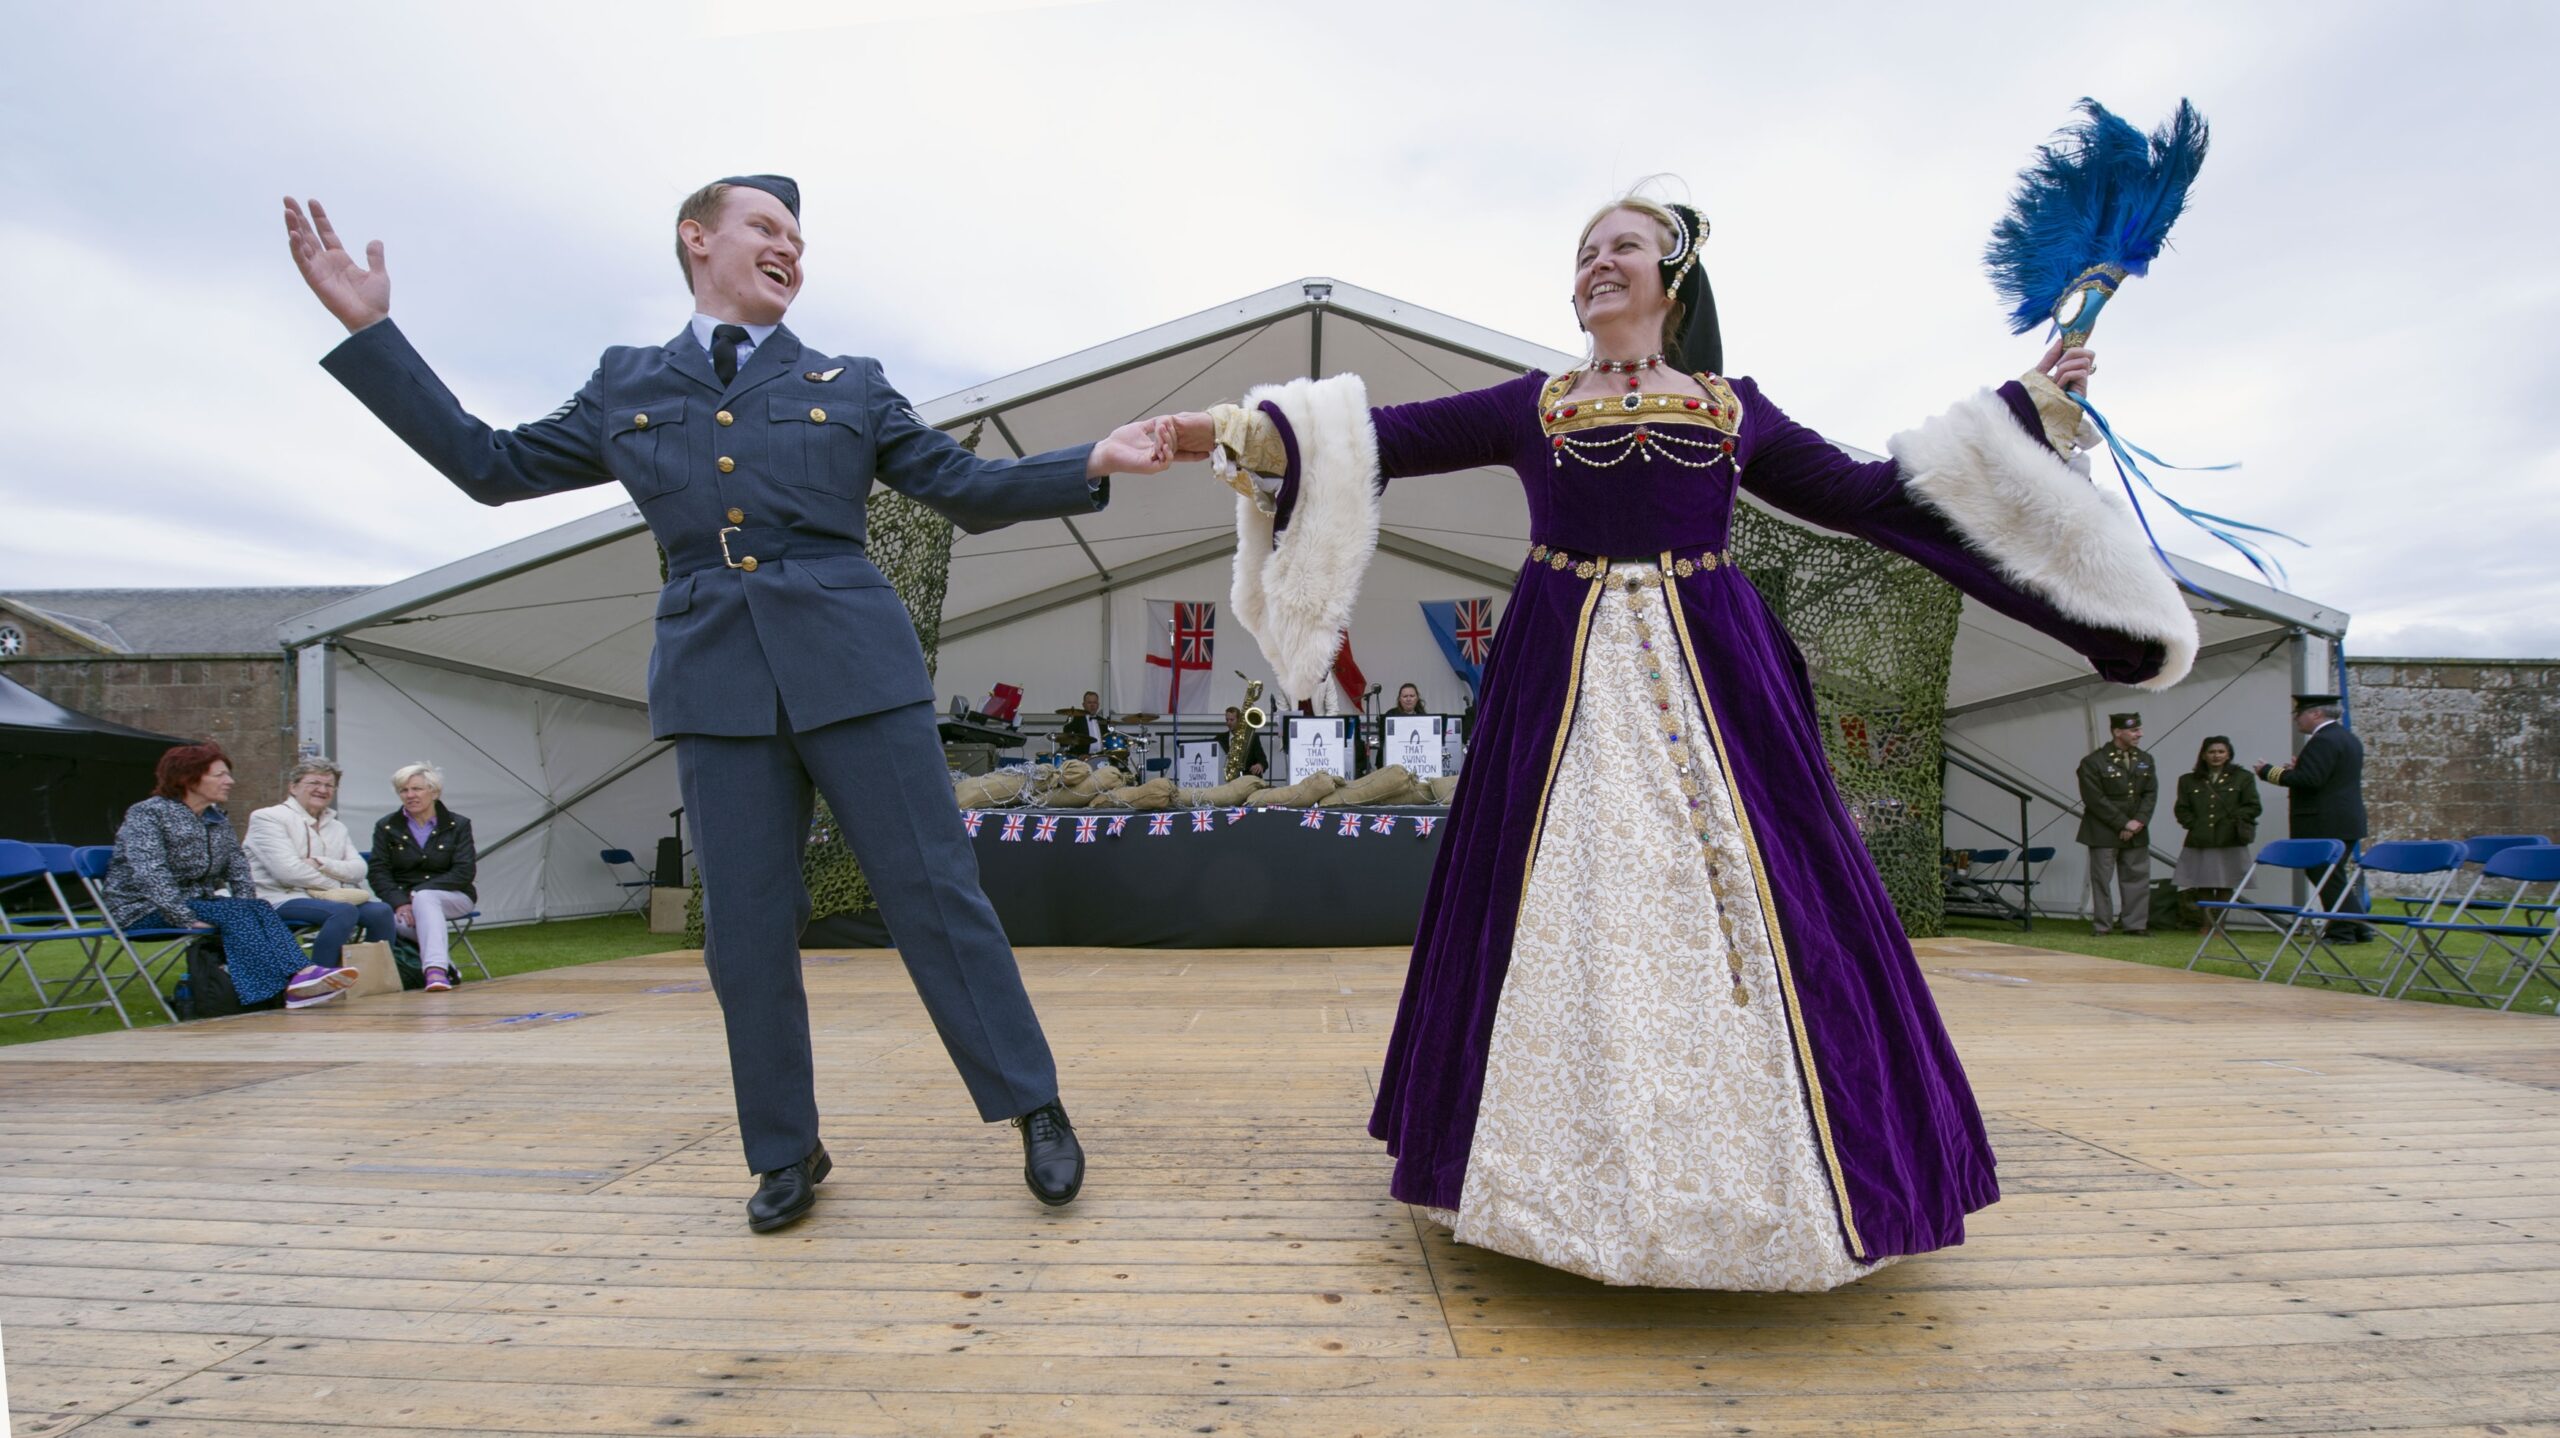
[101,743,359,1010]
[246,757,395,973]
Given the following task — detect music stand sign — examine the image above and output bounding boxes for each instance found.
[1383,715,1448,779]
[1285,715,1354,783]
[1175,740,1224,788]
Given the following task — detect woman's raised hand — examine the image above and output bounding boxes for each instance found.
[282,197,390,333]
[1167,412,1217,464]
[2037,336,2097,395]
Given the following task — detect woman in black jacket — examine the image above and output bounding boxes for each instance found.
[2172,735,2261,928]
[369,761,478,991]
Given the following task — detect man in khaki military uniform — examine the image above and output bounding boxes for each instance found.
[2076,711,2159,936]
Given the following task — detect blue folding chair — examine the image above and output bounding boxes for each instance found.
[2188,838,2346,980]
[1977,845,2056,918]
[0,840,154,1027]
[2382,844,2560,1009]
[2282,840,2467,995]
[60,846,191,1021]
[600,848,655,915]
[2390,835,2549,919]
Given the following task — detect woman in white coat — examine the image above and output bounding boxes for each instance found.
[246,758,396,972]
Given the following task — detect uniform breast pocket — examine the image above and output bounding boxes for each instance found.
[606,399,690,499]
[769,396,868,495]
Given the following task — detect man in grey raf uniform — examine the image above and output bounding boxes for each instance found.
[282,177,1177,1232]
[2076,710,2159,936]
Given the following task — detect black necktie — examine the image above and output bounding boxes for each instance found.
[711,324,748,385]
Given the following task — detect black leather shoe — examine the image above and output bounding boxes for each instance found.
[1014,1101,1083,1207]
[747,1143,831,1233]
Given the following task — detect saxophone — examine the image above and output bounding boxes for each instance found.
[1225,675,1268,782]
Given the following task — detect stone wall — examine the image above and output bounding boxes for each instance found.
[2,656,297,835]
[2346,657,2560,849]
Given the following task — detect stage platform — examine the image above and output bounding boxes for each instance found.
[2,939,2555,1436]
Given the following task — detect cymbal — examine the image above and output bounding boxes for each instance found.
[1052,707,1085,715]
[1117,712,1160,723]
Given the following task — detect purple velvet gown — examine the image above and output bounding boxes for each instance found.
[1272,369,2167,1281]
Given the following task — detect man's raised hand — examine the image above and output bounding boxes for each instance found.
[1087,417,1178,478]
[283,197,390,333]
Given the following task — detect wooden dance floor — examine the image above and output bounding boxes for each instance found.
[2,939,2555,1436]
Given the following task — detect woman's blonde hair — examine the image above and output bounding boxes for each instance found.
[1576,183,1694,361]
[285,758,343,788]
[391,762,445,795]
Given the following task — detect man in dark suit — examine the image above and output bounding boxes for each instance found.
[2255,694,2371,941]
[1055,691,1114,757]
[2076,711,2159,936]
[283,179,1177,1232]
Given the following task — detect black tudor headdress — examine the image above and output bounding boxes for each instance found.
[1658,202,1722,376]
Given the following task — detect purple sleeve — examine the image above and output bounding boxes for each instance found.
[1268,375,1542,533]
[1734,377,2164,686]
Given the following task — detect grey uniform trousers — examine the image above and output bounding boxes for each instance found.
[676,699,1058,1173]
[2087,843,2153,935]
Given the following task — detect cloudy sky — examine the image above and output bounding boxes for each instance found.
[5,0,2553,656]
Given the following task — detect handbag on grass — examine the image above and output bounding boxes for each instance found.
[340,940,403,998]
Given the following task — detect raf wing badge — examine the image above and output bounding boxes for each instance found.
[804,367,845,382]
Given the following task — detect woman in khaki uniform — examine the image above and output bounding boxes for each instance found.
[2172,735,2261,928]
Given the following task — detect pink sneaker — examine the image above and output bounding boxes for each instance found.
[423,967,454,993]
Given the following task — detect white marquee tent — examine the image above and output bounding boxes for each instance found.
[279,280,2348,924]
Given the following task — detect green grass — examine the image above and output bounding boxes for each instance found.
[1942,913,2560,1016]
[0,913,686,1049]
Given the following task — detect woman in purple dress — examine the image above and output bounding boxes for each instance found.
[1171,193,2198,1290]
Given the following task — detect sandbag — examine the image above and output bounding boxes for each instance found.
[954,771,1030,809]
[1319,765,1414,807]
[1172,774,1267,809]
[1251,772,1338,808]
[1098,777,1177,811]
[1427,775,1460,804]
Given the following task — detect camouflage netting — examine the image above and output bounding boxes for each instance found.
[682,425,975,946]
[1730,503,1964,938]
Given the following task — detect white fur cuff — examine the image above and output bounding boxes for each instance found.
[1229,374,1379,713]
[1891,389,2198,690]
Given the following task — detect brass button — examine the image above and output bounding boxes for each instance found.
[740,556,759,572]
[726,507,744,524]
[633,413,649,429]
[808,406,826,423]
[715,409,734,426]
[718,456,736,473]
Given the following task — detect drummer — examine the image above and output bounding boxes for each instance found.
[1055,691,1115,757]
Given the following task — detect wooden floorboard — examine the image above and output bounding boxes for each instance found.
[1,936,2554,1436]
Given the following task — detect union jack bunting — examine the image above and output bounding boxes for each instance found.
[1299,810,1325,829]
[1337,813,1362,836]
[1369,814,1397,834]
[1225,807,1249,825]
[1073,816,1099,843]
[1106,815,1130,837]
[1147,813,1174,836]
[1416,816,1438,836]
[1190,810,1216,833]
[1034,815,1060,842]
[961,811,984,837]
[1000,814,1026,842]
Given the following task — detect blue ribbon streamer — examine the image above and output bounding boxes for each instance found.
[2070,393,2301,601]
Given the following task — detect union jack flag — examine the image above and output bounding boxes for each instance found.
[961,811,984,837]
[1001,814,1026,842]
[1421,596,1498,698]
[1034,815,1060,842]
[1337,812,1362,837]
[1370,814,1397,835]
[1142,599,1218,714]
[1147,813,1174,836]
[1416,816,1438,836]
[1299,810,1324,829]
[1453,598,1494,665]
[1107,815,1130,837]
[1073,816,1099,843]
[1190,810,1216,833]
[1225,807,1249,825]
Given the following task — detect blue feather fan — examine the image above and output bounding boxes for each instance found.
[1986,98,2209,341]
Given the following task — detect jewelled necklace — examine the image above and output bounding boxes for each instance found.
[1590,352,1665,390]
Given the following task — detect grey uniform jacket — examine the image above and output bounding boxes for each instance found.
[322,320,1105,738]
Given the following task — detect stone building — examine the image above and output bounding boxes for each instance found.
[0,588,371,832]
[2346,656,2560,846]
